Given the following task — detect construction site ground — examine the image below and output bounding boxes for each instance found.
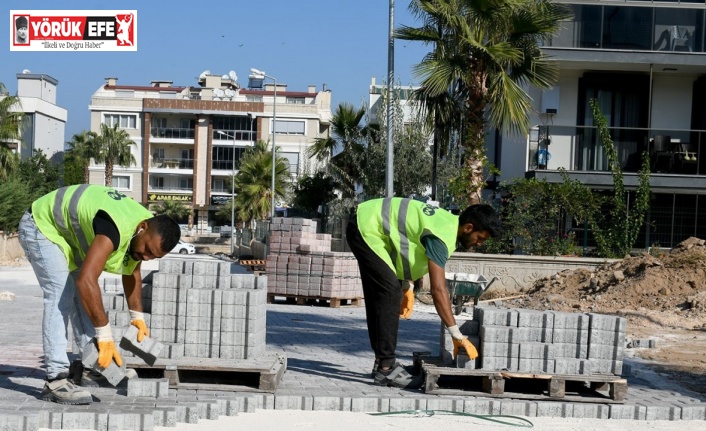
[0,248,705,430]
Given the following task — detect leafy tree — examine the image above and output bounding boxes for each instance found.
[62,151,85,186]
[397,0,572,204]
[151,200,190,223]
[0,179,32,233]
[233,140,290,223]
[95,123,136,186]
[17,149,61,197]
[292,171,339,214]
[0,82,22,180]
[587,99,651,258]
[66,130,99,184]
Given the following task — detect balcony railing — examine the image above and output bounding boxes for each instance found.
[527,125,706,175]
[150,158,194,169]
[212,129,256,143]
[547,4,705,53]
[151,127,195,139]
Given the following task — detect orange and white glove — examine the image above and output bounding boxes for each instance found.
[95,323,123,369]
[399,285,415,319]
[447,325,478,359]
[129,310,149,342]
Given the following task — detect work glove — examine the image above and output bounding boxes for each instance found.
[399,285,415,319]
[447,324,478,359]
[129,310,149,342]
[94,323,123,369]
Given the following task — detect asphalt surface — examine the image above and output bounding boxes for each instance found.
[0,254,705,431]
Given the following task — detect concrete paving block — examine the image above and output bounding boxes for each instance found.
[476,307,519,326]
[518,342,554,360]
[514,326,549,343]
[61,411,108,431]
[351,397,384,413]
[536,401,574,418]
[481,355,518,371]
[552,342,588,359]
[552,328,589,344]
[152,407,177,427]
[0,412,39,431]
[480,325,513,343]
[107,411,154,431]
[195,399,221,420]
[609,403,647,420]
[500,400,538,417]
[588,344,624,360]
[518,358,555,373]
[158,259,183,274]
[120,325,164,366]
[587,359,622,375]
[553,358,592,375]
[425,398,455,412]
[517,309,554,330]
[681,404,706,420]
[588,313,627,332]
[463,399,502,415]
[127,378,169,398]
[572,403,610,419]
[387,397,423,412]
[169,402,200,424]
[215,398,241,416]
[481,340,517,358]
[38,410,64,429]
[153,273,179,289]
[459,319,480,335]
[82,340,126,386]
[645,404,682,421]
[589,328,626,348]
[455,352,477,369]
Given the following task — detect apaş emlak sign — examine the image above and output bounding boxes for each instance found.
[10,10,137,51]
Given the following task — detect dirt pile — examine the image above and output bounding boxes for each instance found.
[512,237,706,330]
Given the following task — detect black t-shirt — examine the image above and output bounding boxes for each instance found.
[92,210,120,251]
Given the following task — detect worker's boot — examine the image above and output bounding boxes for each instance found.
[41,372,93,405]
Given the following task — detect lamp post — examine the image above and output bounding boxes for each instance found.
[250,68,277,219]
[217,130,236,255]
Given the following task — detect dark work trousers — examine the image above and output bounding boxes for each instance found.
[346,219,402,370]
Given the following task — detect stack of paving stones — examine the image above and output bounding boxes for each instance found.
[147,258,268,360]
[266,217,363,301]
[441,306,626,376]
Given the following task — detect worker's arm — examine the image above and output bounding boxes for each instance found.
[76,234,123,368]
[428,259,478,359]
[123,263,149,342]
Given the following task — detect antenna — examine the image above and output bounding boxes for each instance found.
[22,69,31,74]
[229,70,238,82]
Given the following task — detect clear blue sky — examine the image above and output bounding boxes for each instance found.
[2,1,430,141]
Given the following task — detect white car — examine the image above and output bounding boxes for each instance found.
[171,240,196,255]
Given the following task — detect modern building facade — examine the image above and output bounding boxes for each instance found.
[493,0,706,248]
[4,72,67,162]
[88,71,332,232]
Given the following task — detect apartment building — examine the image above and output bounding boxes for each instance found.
[88,71,332,232]
[4,71,67,162]
[492,0,706,248]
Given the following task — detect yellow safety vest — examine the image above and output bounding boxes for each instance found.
[31,185,153,275]
[356,197,458,280]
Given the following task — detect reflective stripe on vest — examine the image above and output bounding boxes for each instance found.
[53,185,90,267]
[381,197,412,281]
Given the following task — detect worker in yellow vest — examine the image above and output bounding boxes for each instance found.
[17,185,181,405]
[347,198,501,388]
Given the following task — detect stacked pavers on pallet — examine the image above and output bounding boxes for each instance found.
[93,259,267,361]
[266,217,363,301]
[441,307,626,375]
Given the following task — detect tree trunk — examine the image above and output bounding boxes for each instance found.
[83,165,90,184]
[105,160,113,187]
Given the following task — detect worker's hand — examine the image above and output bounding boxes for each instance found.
[399,286,415,319]
[130,319,149,343]
[97,340,123,369]
[452,337,478,360]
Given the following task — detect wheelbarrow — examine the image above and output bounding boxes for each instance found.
[445,273,497,315]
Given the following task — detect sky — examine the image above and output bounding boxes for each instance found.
[2,0,431,142]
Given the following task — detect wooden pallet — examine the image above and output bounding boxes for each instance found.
[419,357,627,403]
[124,352,286,392]
[267,294,363,308]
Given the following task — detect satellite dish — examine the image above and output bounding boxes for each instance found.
[198,70,210,79]
[215,89,225,97]
[229,70,238,82]
[225,89,235,97]
[22,69,31,74]
[213,97,221,101]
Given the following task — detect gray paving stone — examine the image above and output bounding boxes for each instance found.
[536,401,574,418]
[681,404,706,420]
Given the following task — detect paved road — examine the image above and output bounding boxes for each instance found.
[0,255,705,431]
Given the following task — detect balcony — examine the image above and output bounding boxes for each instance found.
[548,4,705,53]
[212,129,256,144]
[150,157,194,169]
[150,127,195,140]
[526,125,706,192]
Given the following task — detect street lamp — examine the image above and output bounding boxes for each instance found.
[250,67,277,219]
[217,129,236,256]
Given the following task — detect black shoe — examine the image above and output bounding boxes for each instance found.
[373,362,424,389]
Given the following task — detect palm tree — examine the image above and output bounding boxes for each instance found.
[306,103,375,197]
[234,140,289,223]
[151,200,190,222]
[397,0,572,204]
[95,123,137,186]
[0,82,22,180]
[66,130,99,184]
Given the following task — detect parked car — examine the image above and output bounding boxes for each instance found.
[170,240,196,255]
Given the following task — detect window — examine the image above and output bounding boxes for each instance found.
[178,178,193,190]
[150,176,164,189]
[287,97,305,104]
[154,118,167,128]
[113,175,130,190]
[281,152,300,174]
[212,178,227,192]
[211,146,246,170]
[273,120,305,135]
[104,114,137,129]
[152,148,165,159]
[246,95,263,102]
